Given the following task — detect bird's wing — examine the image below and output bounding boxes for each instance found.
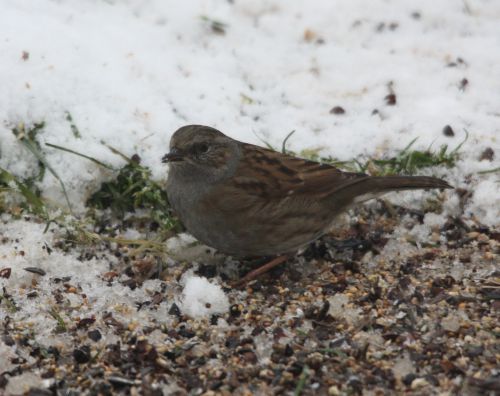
[226,143,369,200]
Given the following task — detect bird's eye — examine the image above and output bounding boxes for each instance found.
[193,143,210,154]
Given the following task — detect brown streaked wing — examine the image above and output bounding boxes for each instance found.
[228,143,369,200]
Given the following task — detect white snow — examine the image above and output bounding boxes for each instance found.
[0,218,173,337]
[465,179,500,226]
[5,372,43,395]
[0,0,499,331]
[0,341,17,373]
[178,275,229,318]
[328,293,362,325]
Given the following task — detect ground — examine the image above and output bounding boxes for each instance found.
[0,1,499,395]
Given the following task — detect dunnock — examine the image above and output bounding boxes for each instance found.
[163,125,452,278]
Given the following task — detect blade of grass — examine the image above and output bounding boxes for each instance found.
[478,167,500,175]
[22,138,73,214]
[452,129,469,155]
[353,158,367,173]
[400,136,419,154]
[101,141,134,163]
[252,131,276,150]
[294,365,309,396]
[281,130,296,154]
[46,143,115,170]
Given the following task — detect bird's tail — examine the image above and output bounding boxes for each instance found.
[334,175,453,205]
[365,175,452,192]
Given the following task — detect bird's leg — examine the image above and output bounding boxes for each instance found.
[232,255,288,288]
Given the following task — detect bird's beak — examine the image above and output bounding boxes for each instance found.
[162,148,184,163]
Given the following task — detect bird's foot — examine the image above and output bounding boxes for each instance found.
[231,255,288,288]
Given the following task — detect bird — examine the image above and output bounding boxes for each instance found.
[162,125,452,284]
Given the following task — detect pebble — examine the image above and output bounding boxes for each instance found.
[411,377,430,389]
[441,314,461,333]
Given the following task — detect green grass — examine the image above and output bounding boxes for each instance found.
[361,132,468,176]
[46,140,180,232]
[1,120,180,257]
[478,166,500,175]
[0,122,54,218]
[86,149,180,231]
[12,122,73,213]
[49,308,67,333]
[294,365,309,396]
[276,129,468,176]
[0,167,48,218]
[46,142,113,169]
[0,290,18,313]
[6,120,180,231]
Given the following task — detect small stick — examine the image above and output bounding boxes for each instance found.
[232,255,288,288]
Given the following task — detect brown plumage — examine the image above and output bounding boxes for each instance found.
[163,125,452,257]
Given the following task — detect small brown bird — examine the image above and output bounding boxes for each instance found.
[163,125,452,282]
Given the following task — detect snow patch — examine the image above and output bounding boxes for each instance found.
[466,179,500,228]
[178,276,229,318]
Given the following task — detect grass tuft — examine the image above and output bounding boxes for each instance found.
[0,167,48,218]
[0,289,18,313]
[49,308,67,333]
[362,131,468,176]
[2,121,180,257]
[85,148,180,231]
[12,122,73,213]
[275,129,468,176]
[45,141,181,233]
